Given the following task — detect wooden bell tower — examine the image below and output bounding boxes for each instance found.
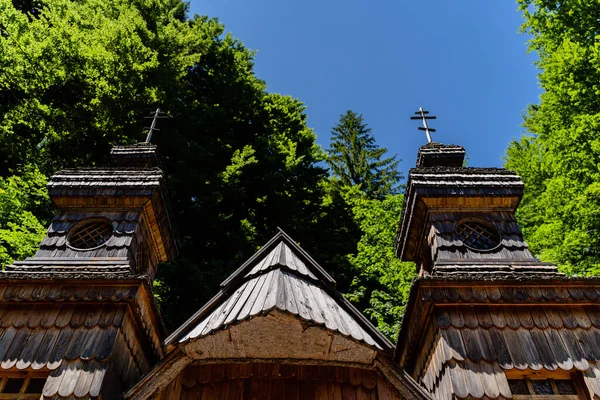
[396,138,600,399]
[0,143,178,399]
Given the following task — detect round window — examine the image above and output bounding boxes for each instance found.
[456,220,501,251]
[68,219,113,250]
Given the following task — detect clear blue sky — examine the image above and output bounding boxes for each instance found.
[188,0,541,178]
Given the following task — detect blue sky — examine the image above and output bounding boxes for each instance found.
[188,1,541,178]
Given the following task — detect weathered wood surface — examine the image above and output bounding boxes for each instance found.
[416,143,465,169]
[0,302,157,399]
[0,305,122,371]
[152,363,398,400]
[413,305,600,399]
[111,143,160,168]
[416,284,600,306]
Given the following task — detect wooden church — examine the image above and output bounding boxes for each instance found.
[1,119,600,399]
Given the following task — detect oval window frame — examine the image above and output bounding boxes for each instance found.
[456,218,502,252]
[66,218,114,251]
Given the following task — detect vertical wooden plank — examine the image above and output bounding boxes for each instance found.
[299,379,315,400]
[462,306,479,329]
[463,360,484,398]
[272,378,285,399]
[355,386,371,400]
[257,379,272,400]
[182,365,198,389]
[348,368,362,386]
[219,380,231,400]
[200,382,218,400]
[492,362,511,399]
[461,328,483,362]
[229,379,244,400]
[314,382,329,400]
[447,360,469,399]
[488,307,506,329]
[362,371,377,390]
[329,382,343,400]
[530,329,558,371]
[284,376,299,400]
[543,329,574,371]
[502,329,527,370]
[341,383,358,400]
[502,308,521,329]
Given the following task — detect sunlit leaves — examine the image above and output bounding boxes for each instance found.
[508,0,600,275]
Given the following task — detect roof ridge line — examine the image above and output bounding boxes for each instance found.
[220,229,335,289]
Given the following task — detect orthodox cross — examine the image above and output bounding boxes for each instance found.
[410,107,436,143]
[144,108,168,143]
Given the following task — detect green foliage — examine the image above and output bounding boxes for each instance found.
[0,0,330,329]
[325,111,409,339]
[343,187,415,340]
[0,0,206,174]
[0,0,411,338]
[0,166,48,266]
[506,0,600,275]
[327,110,402,199]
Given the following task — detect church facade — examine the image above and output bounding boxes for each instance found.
[0,139,598,399]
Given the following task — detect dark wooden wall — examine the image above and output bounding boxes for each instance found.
[155,363,400,399]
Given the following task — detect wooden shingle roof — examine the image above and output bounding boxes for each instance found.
[418,305,600,399]
[166,229,393,351]
[47,168,164,198]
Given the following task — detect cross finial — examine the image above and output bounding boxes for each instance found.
[144,108,168,143]
[410,107,437,143]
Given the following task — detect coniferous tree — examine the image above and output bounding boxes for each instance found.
[327,110,401,199]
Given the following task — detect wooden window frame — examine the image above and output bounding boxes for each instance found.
[506,370,587,400]
[0,372,48,400]
[66,218,114,251]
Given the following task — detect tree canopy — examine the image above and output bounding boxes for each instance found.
[0,0,413,339]
[505,0,600,275]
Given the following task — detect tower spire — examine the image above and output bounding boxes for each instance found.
[410,107,436,143]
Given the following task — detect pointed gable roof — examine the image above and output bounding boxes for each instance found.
[165,229,393,351]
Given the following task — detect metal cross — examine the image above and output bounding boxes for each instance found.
[144,108,168,143]
[410,107,437,143]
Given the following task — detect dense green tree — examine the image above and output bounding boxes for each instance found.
[0,0,411,335]
[506,0,600,275]
[0,166,49,266]
[0,0,332,330]
[342,187,415,340]
[327,110,402,199]
[0,0,205,174]
[324,111,408,339]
